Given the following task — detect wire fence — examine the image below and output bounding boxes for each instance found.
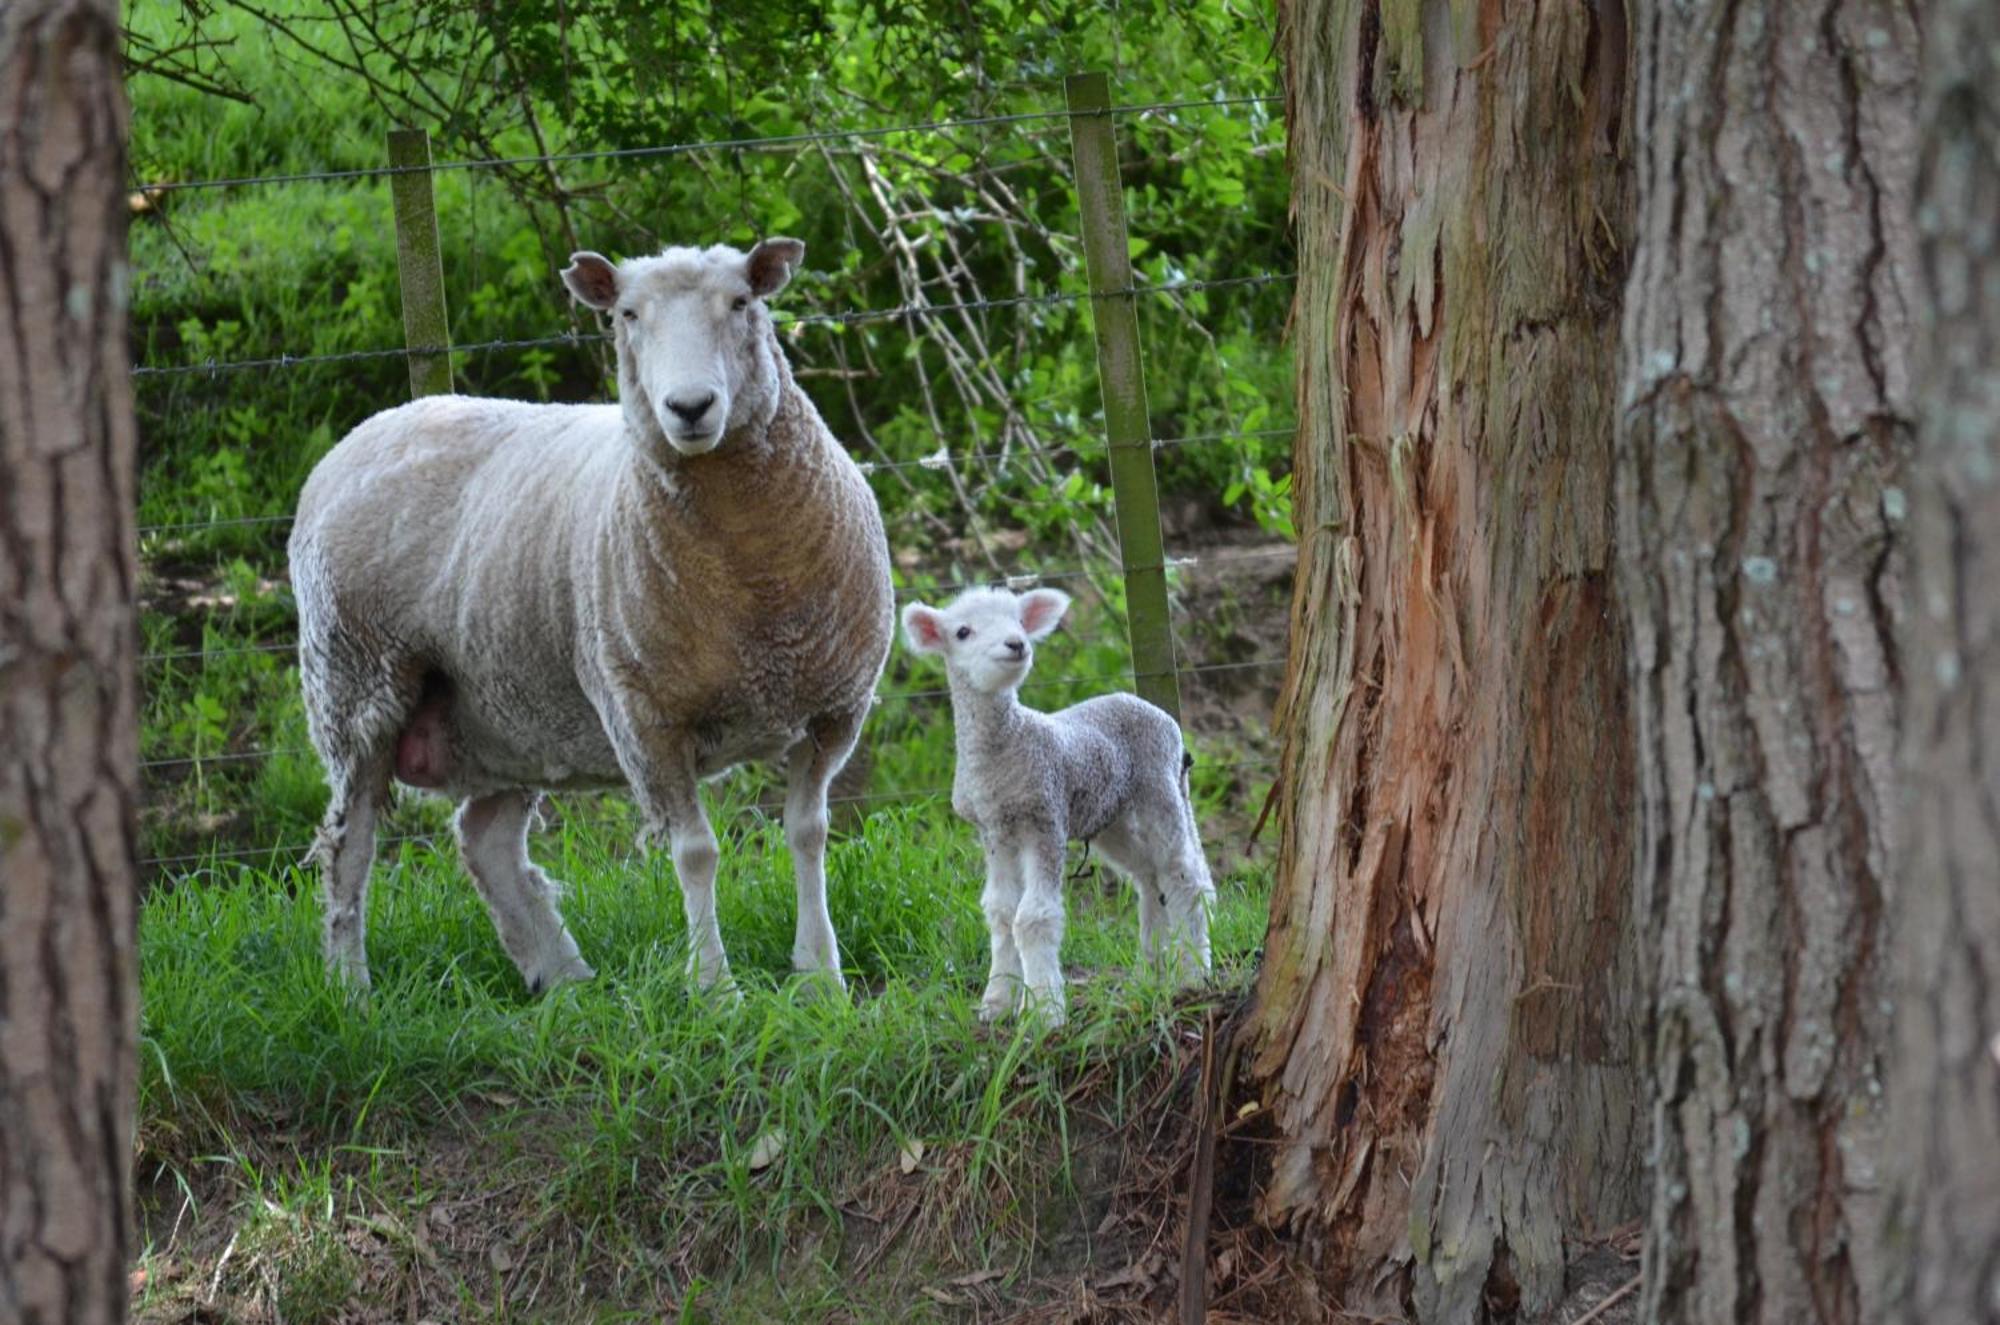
[134,85,1295,875]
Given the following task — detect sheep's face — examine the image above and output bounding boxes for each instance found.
[562,238,805,458]
[902,587,1072,695]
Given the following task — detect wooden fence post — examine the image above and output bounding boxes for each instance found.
[1065,72,1182,721]
[387,127,452,398]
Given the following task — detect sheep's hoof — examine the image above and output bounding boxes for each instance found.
[691,964,745,1009]
[792,967,849,1004]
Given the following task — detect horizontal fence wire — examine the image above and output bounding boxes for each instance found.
[138,756,1281,870]
[135,427,1298,538]
[137,655,1292,772]
[135,96,1282,196]
[136,545,1297,668]
[130,274,1296,379]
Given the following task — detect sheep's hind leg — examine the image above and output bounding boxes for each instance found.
[781,712,864,992]
[456,789,594,994]
[312,752,391,992]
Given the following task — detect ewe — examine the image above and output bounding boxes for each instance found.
[290,238,893,995]
[902,587,1215,1025]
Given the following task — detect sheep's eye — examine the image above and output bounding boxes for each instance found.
[620,308,637,322]
[731,295,750,312]
[954,626,972,641]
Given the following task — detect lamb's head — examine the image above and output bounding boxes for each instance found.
[561,237,805,458]
[902,586,1071,695]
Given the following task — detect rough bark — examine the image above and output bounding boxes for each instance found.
[1249,3,1642,1318]
[1880,0,2000,1318]
[1616,2,1918,1322]
[0,2,140,1323]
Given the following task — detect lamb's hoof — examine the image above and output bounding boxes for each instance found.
[1019,991,1068,1030]
[978,995,1016,1024]
[526,955,596,996]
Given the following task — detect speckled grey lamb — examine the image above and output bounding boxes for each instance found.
[902,586,1215,1025]
[289,237,893,996]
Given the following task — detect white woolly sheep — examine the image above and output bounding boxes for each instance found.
[901,586,1215,1025]
[289,237,894,996]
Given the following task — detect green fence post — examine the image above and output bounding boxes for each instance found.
[1065,72,1182,722]
[387,127,452,398]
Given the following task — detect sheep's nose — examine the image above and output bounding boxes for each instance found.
[1005,638,1026,658]
[666,392,717,424]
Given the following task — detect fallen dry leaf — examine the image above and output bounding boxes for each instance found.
[747,1129,786,1171]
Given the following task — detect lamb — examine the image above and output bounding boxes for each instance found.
[289,236,894,996]
[901,586,1215,1025]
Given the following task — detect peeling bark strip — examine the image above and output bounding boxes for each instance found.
[0,2,140,1323]
[1617,2,1917,1322]
[1882,0,2000,1319]
[1251,3,1641,1319]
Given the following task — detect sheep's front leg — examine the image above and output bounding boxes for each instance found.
[615,728,732,993]
[978,842,1025,1022]
[1010,833,1070,1027]
[456,790,594,994]
[782,711,864,991]
[659,787,730,992]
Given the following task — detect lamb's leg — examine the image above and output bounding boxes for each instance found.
[456,790,594,994]
[1136,881,1166,961]
[1010,834,1069,1027]
[313,756,389,991]
[978,846,1025,1022]
[781,711,864,990]
[1161,841,1217,985]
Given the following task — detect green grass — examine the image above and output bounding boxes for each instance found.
[136,795,1270,1319]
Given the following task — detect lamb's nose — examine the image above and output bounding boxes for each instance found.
[1005,638,1026,657]
[666,392,717,424]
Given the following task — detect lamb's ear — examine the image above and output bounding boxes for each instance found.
[1017,589,1071,640]
[902,602,948,654]
[747,237,806,298]
[562,252,619,310]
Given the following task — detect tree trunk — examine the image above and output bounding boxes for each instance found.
[0,2,139,1323]
[1616,2,1917,1322]
[1249,3,1642,1318]
[1881,0,2000,1318]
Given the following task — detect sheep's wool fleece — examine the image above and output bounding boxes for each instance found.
[289,353,893,795]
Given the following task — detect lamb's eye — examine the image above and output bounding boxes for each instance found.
[620,308,637,322]
[954,626,972,641]
[731,295,750,312]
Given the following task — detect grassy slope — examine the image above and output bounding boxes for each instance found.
[136,802,1271,1320]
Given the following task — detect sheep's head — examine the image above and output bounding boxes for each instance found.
[902,586,1071,695]
[562,238,805,459]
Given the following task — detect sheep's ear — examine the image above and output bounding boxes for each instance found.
[902,602,948,654]
[747,237,806,298]
[562,252,619,310]
[1018,589,1071,640]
